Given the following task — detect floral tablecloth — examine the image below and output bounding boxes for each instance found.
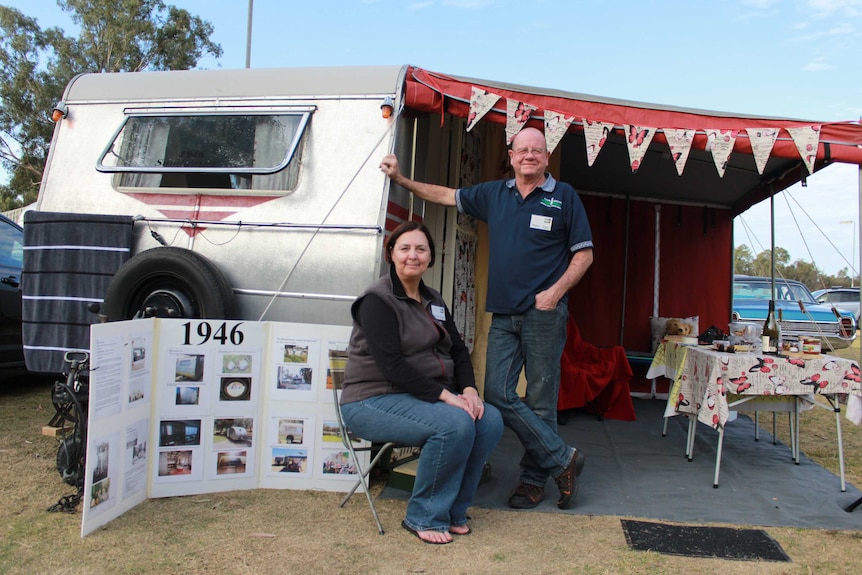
[647,342,862,429]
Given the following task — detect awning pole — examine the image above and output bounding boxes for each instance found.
[857,162,861,366]
[619,198,630,346]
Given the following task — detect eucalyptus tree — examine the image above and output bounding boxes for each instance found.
[0,0,222,208]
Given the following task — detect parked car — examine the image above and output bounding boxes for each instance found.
[0,213,24,372]
[732,275,857,351]
[812,287,861,322]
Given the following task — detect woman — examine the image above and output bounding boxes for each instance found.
[340,221,503,544]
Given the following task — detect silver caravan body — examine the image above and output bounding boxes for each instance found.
[25,65,462,373]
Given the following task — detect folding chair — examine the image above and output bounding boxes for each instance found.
[331,383,396,535]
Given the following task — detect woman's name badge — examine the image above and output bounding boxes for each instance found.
[430,305,446,321]
[530,214,553,231]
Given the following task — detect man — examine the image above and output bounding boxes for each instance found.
[379,126,594,509]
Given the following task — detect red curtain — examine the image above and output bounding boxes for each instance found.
[568,196,733,351]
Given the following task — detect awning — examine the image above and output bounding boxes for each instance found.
[403,66,862,216]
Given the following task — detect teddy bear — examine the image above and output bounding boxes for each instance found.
[665,318,693,337]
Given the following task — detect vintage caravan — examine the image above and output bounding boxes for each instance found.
[24,66,461,374]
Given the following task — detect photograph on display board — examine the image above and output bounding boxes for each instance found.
[131,338,147,371]
[276,365,311,391]
[271,447,308,474]
[277,418,305,445]
[159,419,202,447]
[174,354,205,382]
[219,377,252,401]
[321,449,357,476]
[326,345,348,390]
[128,376,147,404]
[321,418,358,445]
[222,353,252,374]
[282,342,309,363]
[175,386,200,406]
[123,419,149,499]
[158,450,194,477]
[213,418,254,448]
[87,430,120,515]
[215,450,248,475]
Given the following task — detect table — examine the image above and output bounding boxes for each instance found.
[647,342,862,488]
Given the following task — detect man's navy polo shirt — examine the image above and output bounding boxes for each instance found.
[455,174,593,315]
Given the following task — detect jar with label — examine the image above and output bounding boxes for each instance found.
[801,337,821,355]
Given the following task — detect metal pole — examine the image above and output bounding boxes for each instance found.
[769,190,775,289]
[245,0,254,69]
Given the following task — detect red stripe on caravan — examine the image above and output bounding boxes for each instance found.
[385,218,402,232]
[387,201,409,221]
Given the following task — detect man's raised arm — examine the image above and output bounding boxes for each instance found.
[379,154,457,207]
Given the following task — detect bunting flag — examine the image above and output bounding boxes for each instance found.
[705,129,738,177]
[624,125,656,173]
[746,127,780,174]
[505,99,537,144]
[786,125,821,174]
[664,128,696,176]
[544,111,575,155]
[466,87,501,132]
[583,119,614,167]
[457,91,823,177]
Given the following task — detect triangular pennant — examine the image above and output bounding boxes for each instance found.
[624,125,656,173]
[544,111,575,155]
[583,119,614,167]
[786,125,821,174]
[664,128,696,176]
[705,129,738,177]
[466,87,501,132]
[505,99,537,144]
[745,128,780,174]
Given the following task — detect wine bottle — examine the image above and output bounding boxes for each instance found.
[762,300,781,354]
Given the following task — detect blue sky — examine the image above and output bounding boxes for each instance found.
[6,0,862,275]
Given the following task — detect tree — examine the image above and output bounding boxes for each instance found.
[0,1,222,208]
[734,245,755,276]
[749,247,790,278]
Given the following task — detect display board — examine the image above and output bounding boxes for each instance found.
[80,318,358,537]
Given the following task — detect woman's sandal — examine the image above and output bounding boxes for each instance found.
[450,525,472,536]
[401,520,452,544]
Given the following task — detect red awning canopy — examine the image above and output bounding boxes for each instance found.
[403,66,862,215]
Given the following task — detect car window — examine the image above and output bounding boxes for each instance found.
[735,280,816,303]
[837,292,858,303]
[0,219,23,268]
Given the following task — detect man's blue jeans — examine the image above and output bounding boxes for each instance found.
[341,393,503,532]
[483,302,574,487]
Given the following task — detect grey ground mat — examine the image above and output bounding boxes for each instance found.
[381,398,862,530]
[620,519,791,561]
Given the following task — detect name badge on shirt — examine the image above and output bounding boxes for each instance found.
[430,304,446,321]
[530,214,553,231]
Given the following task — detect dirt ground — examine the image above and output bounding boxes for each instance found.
[2,372,862,575]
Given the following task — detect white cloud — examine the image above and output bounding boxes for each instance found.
[803,59,835,71]
[806,0,862,17]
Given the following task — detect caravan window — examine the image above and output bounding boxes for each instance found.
[97,110,311,193]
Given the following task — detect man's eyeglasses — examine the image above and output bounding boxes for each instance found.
[512,147,547,157]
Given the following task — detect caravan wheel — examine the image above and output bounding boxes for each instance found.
[102,247,237,321]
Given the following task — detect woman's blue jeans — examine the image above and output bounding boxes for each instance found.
[483,302,574,487]
[341,393,503,532]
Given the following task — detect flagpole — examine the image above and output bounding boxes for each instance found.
[245,0,254,69]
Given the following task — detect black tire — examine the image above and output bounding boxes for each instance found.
[103,247,237,321]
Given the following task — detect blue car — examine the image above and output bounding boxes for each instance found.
[733,275,857,351]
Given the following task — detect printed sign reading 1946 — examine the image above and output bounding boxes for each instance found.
[182,321,245,346]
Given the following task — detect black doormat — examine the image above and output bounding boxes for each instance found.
[620,520,791,562]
